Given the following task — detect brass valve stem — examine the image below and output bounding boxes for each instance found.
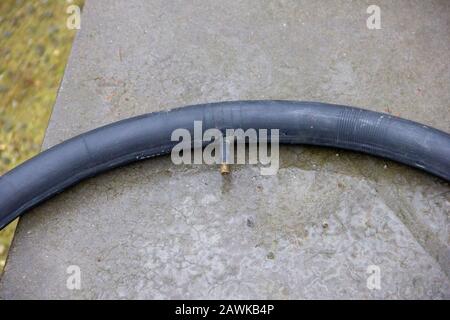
[220,163,230,175]
[220,136,232,175]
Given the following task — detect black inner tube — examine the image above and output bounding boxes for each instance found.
[0,100,449,230]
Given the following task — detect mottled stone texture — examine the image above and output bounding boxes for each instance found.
[1,0,449,299]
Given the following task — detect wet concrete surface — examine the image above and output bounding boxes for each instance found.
[0,0,449,299]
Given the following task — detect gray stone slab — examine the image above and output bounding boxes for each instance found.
[1,0,449,299]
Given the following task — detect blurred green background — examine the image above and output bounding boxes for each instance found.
[0,0,84,275]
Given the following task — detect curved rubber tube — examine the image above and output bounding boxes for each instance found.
[1,100,449,230]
